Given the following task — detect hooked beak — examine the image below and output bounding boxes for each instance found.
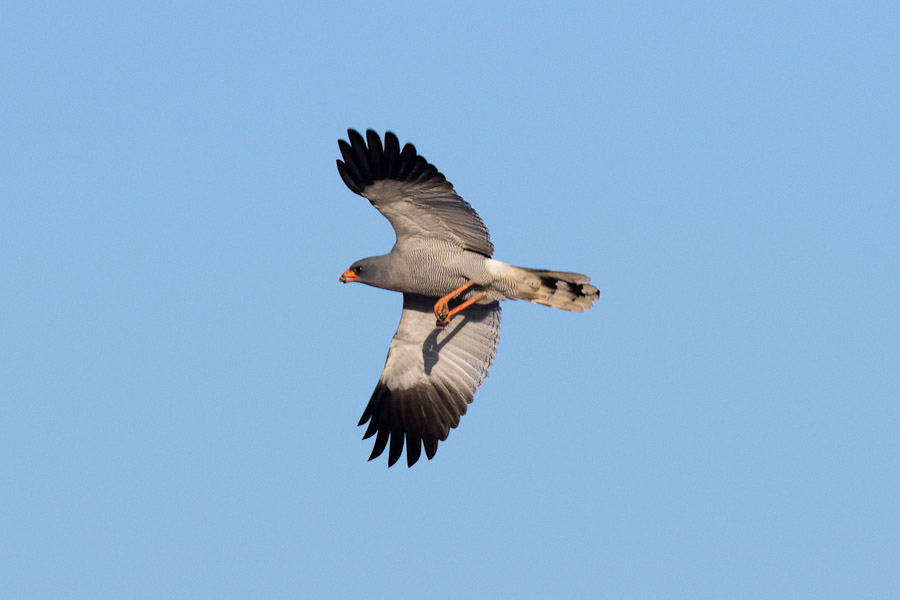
[339,268,359,283]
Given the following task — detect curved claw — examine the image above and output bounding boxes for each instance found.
[434,299,450,322]
[432,281,485,329]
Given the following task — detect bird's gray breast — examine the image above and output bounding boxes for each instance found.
[392,241,490,297]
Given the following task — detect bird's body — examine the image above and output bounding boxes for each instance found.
[337,129,598,466]
[355,244,487,297]
[349,244,595,307]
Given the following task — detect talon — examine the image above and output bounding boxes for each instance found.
[434,300,450,323]
[431,281,488,330]
[432,281,477,329]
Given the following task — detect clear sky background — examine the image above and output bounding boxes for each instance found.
[2,2,898,598]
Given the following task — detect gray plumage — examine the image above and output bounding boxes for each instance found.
[337,129,599,467]
[359,294,500,466]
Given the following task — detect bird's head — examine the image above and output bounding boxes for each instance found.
[339,257,379,285]
[339,255,401,290]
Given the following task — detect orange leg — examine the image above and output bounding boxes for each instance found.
[434,281,485,329]
[444,293,486,321]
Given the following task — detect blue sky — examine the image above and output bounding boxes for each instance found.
[2,2,898,598]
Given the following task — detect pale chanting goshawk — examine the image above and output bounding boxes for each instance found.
[337,129,599,467]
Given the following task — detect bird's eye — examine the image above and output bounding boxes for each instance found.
[355,266,363,273]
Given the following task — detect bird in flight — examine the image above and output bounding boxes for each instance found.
[337,129,599,467]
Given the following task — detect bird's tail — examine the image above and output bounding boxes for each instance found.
[493,262,599,312]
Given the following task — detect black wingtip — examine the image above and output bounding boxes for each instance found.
[406,433,422,467]
[423,435,439,460]
[357,382,436,468]
[368,428,389,462]
[388,429,404,467]
[336,129,448,196]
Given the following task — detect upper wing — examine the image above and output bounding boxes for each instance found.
[358,293,502,467]
[336,129,494,258]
